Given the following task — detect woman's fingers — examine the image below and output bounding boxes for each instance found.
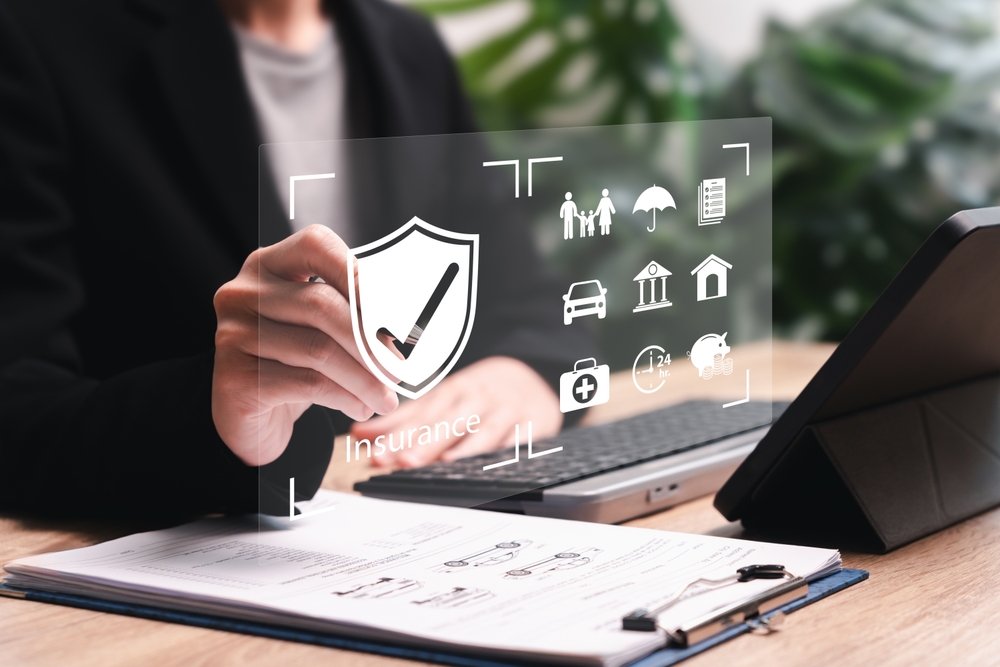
[355,385,460,437]
[256,358,375,423]
[214,355,375,466]
[394,406,480,468]
[439,420,515,462]
[355,387,465,467]
[213,225,413,466]
[352,400,420,442]
[256,317,398,415]
[258,225,353,296]
[259,278,362,361]
[377,331,406,360]
[350,358,562,469]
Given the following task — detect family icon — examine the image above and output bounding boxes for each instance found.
[560,190,615,239]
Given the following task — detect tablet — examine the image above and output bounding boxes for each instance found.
[714,207,1000,552]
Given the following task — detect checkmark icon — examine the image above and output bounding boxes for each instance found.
[378,262,459,359]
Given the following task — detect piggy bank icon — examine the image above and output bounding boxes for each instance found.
[688,332,733,379]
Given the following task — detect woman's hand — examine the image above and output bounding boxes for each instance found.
[352,357,561,468]
[212,225,399,466]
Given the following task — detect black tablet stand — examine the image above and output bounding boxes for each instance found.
[740,374,1000,553]
[717,208,1000,553]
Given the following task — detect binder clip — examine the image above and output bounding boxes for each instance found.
[622,564,807,646]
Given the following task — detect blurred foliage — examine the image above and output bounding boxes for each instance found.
[737,0,1000,339]
[413,0,708,128]
[415,0,1000,340]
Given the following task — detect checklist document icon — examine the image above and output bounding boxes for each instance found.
[698,178,726,225]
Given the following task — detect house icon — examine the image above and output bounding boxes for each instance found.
[690,254,732,301]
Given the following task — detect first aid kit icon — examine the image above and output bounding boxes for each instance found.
[559,358,610,414]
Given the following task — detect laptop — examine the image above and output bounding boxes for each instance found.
[355,399,787,523]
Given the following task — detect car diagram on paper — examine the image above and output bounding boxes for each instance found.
[435,540,532,572]
[505,547,603,578]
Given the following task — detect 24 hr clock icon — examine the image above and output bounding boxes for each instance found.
[632,345,670,394]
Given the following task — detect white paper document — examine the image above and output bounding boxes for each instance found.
[4,491,839,667]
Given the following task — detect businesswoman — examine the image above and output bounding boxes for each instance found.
[0,0,584,516]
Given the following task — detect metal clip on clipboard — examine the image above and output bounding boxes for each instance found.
[622,564,808,647]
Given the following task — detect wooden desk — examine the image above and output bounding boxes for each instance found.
[3,342,999,666]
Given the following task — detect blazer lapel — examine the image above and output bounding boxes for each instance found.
[328,0,456,243]
[143,0,280,252]
[137,0,432,252]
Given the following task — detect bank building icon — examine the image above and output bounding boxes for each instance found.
[632,261,673,313]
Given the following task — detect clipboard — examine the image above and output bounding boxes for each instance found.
[0,568,867,667]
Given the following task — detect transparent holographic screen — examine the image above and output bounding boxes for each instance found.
[259,118,772,515]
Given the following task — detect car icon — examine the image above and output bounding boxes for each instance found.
[563,280,608,325]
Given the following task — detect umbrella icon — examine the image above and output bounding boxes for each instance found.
[632,185,676,232]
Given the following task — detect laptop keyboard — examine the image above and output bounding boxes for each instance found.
[354,400,784,501]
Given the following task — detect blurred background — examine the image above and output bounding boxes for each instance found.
[407,0,1000,342]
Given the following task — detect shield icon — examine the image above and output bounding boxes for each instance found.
[348,217,479,400]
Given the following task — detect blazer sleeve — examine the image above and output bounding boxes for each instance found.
[0,5,329,518]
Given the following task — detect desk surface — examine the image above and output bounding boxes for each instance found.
[3,342,999,666]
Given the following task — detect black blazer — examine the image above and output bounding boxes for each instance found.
[0,0,590,517]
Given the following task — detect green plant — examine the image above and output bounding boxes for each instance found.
[413,0,704,129]
[736,0,1000,339]
[415,0,1000,340]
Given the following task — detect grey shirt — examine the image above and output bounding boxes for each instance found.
[233,23,353,244]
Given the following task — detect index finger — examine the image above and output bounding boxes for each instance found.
[259,225,352,297]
